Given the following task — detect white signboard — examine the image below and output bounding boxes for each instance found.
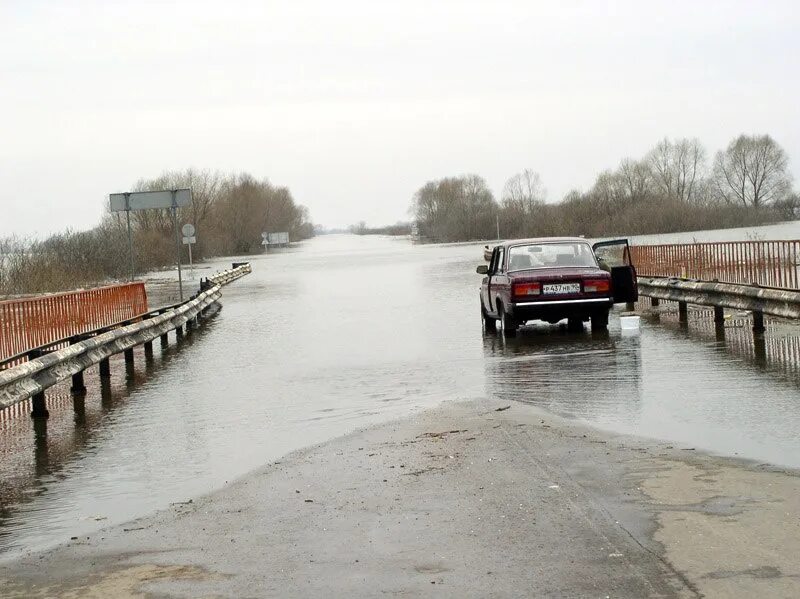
[110,189,192,212]
[267,232,290,245]
[182,236,196,245]
[182,223,196,237]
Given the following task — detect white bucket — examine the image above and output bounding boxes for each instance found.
[620,315,641,334]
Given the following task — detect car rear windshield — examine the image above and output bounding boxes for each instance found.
[507,242,598,271]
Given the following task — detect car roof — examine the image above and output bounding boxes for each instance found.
[497,237,589,249]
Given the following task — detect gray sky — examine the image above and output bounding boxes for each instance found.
[1,0,798,235]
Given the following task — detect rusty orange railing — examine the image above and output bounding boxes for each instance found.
[631,240,800,290]
[0,283,148,367]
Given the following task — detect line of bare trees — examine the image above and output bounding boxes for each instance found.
[349,221,412,236]
[0,169,314,296]
[412,134,798,242]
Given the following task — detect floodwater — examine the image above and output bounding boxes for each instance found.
[627,218,800,244]
[2,234,800,560]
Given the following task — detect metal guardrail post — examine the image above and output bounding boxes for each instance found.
[71,370,86,394]
[31,392,48,418]
[99,357,111,378]
[69,336,88,394]
[28,349,48,419]
[753,311,765,333]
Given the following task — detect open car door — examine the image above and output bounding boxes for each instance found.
[592,239,638,304]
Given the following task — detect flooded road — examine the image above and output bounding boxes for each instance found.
[2,234,800,559]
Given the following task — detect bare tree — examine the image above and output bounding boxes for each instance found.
[412,175,498,242]
[618,159,653,203]
[462,174,497,240]
[502,169,546,214]
[774,192,800,220]
[712,134,792,208]
[588,169,627,216]
[647,137,706,203]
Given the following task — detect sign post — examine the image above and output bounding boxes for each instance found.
[171,191,184,301]
[124,192,134,281]
[110,189,192,301]
[182,223,196,278]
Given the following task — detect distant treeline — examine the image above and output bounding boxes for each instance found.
[349,221,412,236]
[411,134,800,242]
[0,169,314,296]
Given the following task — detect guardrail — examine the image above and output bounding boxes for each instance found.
[632,240,800,290]
[0,262,251,418]
[206,262,252,286]
[637,276,795,334]
[0,287,221,413]
[0,282,148,367]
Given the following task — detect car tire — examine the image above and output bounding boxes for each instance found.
[500,305,517,337]
[567,317,584,332]
[481,300,497,332]
[591,309,609,331]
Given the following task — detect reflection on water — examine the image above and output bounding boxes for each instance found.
[483,325,643,425]
[2,234,800,560]
[483,305,800,469]
[0,322,216,555]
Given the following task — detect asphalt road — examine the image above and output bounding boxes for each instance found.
[3,399,799,598]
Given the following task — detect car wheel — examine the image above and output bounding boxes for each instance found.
[567,317,584,332]
[591,310,609,331]
[481,300,497,332]
[500,305,517,337]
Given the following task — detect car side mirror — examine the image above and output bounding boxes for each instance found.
[476,265,489,275]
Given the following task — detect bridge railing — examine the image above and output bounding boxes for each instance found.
[631,240,800,290]
[0,286,222,413]
[0,262,251,415]
[0,283,148,367]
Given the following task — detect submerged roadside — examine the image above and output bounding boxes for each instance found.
[1,399,798,598]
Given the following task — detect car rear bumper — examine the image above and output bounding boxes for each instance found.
[513,297,613,307]
[510,297,613,321]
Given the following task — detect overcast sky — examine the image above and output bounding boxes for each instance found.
[1,0,798,235]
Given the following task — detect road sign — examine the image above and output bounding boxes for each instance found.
[267,232,289,245]
[182,223,195,237]
[109,189,192,212]
[182,236,196,245]
[109,188,193,302]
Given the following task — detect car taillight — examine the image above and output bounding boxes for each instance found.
[584,279,611,293]
[513,282,541,297]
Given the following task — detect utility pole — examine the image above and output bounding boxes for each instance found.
[496,215,500,241]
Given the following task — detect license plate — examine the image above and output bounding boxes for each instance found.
[542,283,580,295]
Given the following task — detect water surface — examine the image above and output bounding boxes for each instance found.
[1,234,800,559]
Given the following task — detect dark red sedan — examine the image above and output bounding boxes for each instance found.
[477,237,637,335]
